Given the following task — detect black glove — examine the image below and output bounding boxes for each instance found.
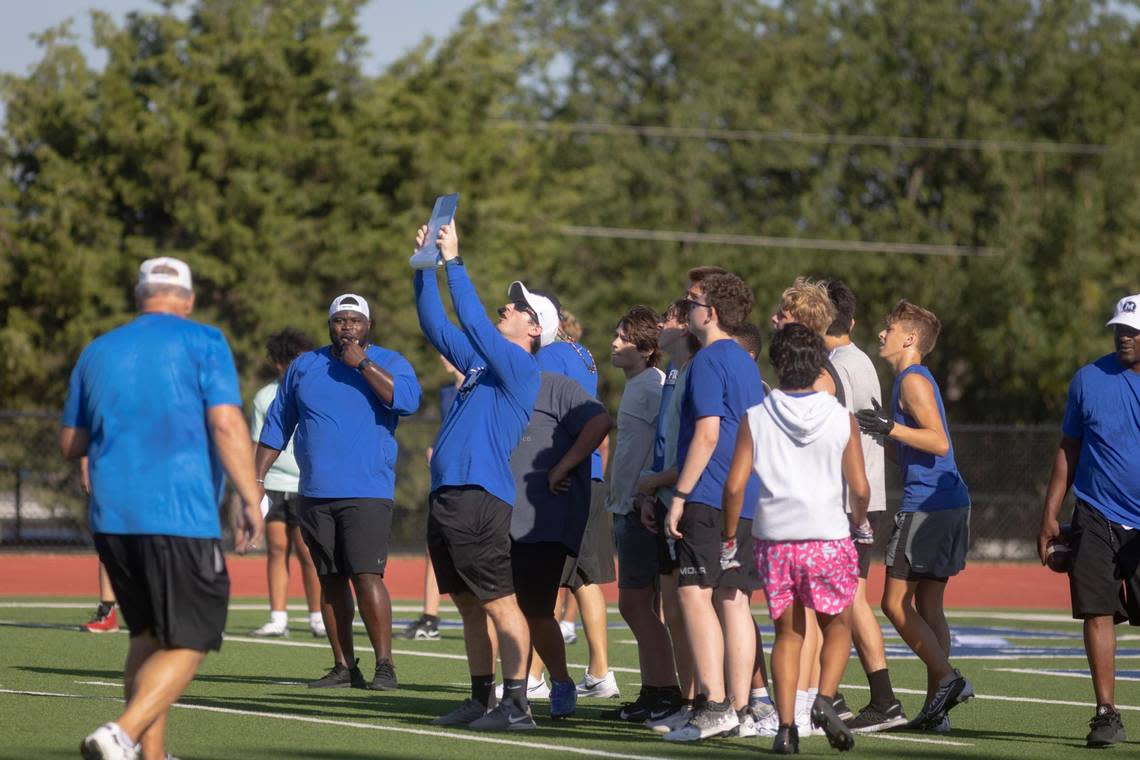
[855,398,894,436]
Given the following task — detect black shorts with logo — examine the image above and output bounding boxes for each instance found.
[1069,499,1140,625]
[675,502,760,592]
[95,533,230,652]
[428,486,515,602]
[298,497,393,577]
[264,490,301,527]
[512,540,569,618]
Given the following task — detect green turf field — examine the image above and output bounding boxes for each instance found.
[2,598,1138,758]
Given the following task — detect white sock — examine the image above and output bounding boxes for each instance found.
[309,612,323,627]
[270,610,288,626]
[749,687,771,705]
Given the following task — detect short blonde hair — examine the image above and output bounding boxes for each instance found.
[887,300,941,356]
[778,277,836,336]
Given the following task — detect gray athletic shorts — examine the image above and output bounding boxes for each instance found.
[561,480,616,589]
[613,511,659,590]
[884,507,970,581]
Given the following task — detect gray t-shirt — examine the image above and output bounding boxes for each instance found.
[829,342,887,512]
[510,372,607,551]
[606,367,665,515]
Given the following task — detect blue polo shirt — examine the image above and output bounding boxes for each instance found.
[61,313,241,538]
[677,339,764,516]
[415,263,540,506]
[259,344,421,499]
[1062,353,1140,528]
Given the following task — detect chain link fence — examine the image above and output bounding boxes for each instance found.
[1,410,1073,559]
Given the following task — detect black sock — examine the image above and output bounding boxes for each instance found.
[97,601,115,616]
[867,668,896,707]
[423,614,439,624]
[471,675,494,707]
[502,677,527,707]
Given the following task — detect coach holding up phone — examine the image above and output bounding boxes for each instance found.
[257,294,421,692]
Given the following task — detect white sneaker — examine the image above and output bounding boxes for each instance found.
[249,620,288,638]
[310,619,327,638]
[494,677,551,701]
[663,701,739,741]
[559,620,577,644]
[756,706,780,737]
[80,723,138,760]
[795,707,816,737]
[728,709,757,738]
[647,705,692,734]
[576,670,620,698]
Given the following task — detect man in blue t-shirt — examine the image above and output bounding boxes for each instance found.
[413,221,559,731]
[62,257,264,760]
[663,271,765,741]
[257,293,421,693]
[1038,293,1140,749]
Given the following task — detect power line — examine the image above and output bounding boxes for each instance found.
[560,225,1005,258]
[495,119,1108,156]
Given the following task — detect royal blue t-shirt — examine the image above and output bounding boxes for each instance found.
[61,313,242,538]
[415,263,540,506]
[538,340,604,480]
[891,364,970,513]
[259,344,420,499]
[1062,353,1140,528]
[677,339,764,516]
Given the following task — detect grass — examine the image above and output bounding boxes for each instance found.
[2,597,1138,758]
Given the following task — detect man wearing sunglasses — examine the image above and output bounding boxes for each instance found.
[413,221,560,731]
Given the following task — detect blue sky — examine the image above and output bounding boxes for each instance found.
[0,0,475,77]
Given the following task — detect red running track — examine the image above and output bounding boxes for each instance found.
[1,553,1069,609]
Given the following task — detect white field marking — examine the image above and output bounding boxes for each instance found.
[838,682,1140,713]
[0,687,690,760]
[988,668,1140,683]
[0,601,453,613]
[945,611,1076,623]
[74,681,119,687]
[0,686,972,750]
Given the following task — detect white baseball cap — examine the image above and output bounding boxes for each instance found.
[138,257,192,290]
[1106,293,1140,331]
[508,281,559,347]
[328,293,370,320]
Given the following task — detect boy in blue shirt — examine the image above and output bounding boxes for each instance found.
[856,300,973,731]
[1038,293,1140,748]
[414,221,559,731]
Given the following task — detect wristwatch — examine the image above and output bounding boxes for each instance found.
[445,256,464,267]
[357,358,375,372]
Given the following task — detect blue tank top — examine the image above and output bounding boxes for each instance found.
[891,364,970,513]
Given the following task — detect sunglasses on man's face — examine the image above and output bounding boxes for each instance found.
[512,300,539,323]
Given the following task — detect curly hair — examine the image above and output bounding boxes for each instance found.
[732,321,763,360]
[778,277,836,337]
[266,327,314,366]
[617,305,662,368]
[887,299,941,356]
[700,272,754,333]
[687,265,728,284]
[824,279,856,337]
[770,323,826,390]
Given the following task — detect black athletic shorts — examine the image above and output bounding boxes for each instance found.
[265,490,301,527]
[676,502,761,592]
[428,486,515,601]
[561,480,616,589]
[853,511,885,580]
[298,497,393,577]
[94,533,229,652]
[654,498,679,575]
[1069,500,1140,625]
[885,507,969,582]
[512,540,569,618]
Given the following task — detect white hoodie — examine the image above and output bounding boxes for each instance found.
[748,389,852,542]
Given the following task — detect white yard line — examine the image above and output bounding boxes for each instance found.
[988,667,1140,683]
[838,682,1140,712]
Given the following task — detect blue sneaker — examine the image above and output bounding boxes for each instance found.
[550,679,577,719]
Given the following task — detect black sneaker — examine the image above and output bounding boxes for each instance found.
[773,724,799,755]
[599,686,654,721]
[847,700,908,733]
[832,692,854,722]
[925,669,974,718]
[1087,704,1126,748]
[644,687,684,723]
[307,658,366,689]
[811,694,855,751]
[400,614,440,640]
[367,659,399,691]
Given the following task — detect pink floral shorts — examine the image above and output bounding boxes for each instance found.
[753,538,859,621]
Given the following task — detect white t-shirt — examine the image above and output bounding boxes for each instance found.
[749,390,852,542]
[251,381,301,493]
[607,367,665,515]
[829,342,887,512]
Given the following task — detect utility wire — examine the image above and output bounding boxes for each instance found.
[495,119,1108,156]
[560,225,1005,258]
